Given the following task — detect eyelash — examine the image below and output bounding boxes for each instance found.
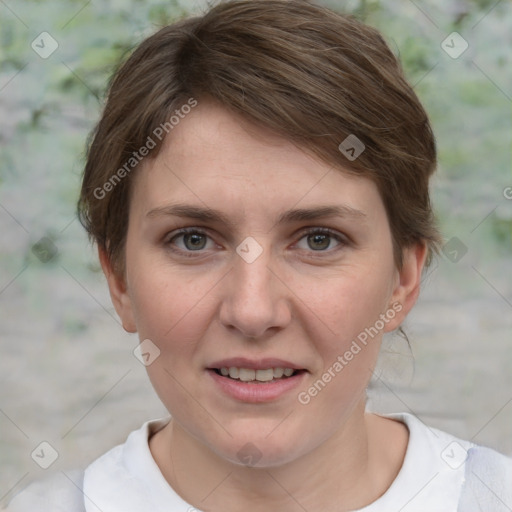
[164,227,348,258]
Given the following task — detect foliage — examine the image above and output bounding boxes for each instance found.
[0,0,510,269]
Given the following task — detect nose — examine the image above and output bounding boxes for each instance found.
[219,245,292,339]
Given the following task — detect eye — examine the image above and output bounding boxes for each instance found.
[166,228,215,253]
[295,228,344,252]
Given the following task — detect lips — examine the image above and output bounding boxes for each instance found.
[206,357,308,402]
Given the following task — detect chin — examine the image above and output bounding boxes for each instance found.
[208,427,308,469]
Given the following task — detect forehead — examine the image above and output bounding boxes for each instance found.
[130,101,385,224]
[159,101,329,184]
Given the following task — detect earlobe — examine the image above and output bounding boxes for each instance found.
[98,247,137,333]
[384,243,428,332]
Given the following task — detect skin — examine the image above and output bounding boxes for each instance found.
[100,101,427,511]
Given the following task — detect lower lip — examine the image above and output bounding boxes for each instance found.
[207,369,307,403]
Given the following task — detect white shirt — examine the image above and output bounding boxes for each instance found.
[4,413,512,511]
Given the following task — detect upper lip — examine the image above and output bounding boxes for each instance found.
[208,357,306,371]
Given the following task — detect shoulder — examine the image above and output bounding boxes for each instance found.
[378,412,512,510]
[4,417,174,512]
[458,444,512,511]
[3,469,86,512]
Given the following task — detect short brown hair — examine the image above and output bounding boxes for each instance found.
[78,0,441,274]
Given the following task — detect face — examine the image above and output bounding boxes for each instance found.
[103,101,425,468]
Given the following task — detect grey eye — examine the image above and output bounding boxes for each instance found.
[182,232,208,250]
[295,229,342,252]
[307,233,332,251]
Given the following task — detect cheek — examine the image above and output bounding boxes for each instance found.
[127,266,220,419]
[295,266,396,404]
[294,278,389,421]
[128,258,219,344]
[297,267,395,344]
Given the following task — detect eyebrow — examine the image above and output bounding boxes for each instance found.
[146,203,367,229]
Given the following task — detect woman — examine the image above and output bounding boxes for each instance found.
[6,1,511,510]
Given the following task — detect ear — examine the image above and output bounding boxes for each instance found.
[384,242,428,332]
[98,247,137,333]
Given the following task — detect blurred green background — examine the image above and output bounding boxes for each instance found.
[0,0,511,506]
[1,0,511,283]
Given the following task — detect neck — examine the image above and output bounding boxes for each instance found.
[149,400,407,512]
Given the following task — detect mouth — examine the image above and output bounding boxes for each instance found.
[206,363,308,403]
[210,366,306,383]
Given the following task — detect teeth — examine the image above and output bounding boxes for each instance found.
[239,368,255,381]
[218,367,297,382]
[255,369,274,381]
[273,367,284,378]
